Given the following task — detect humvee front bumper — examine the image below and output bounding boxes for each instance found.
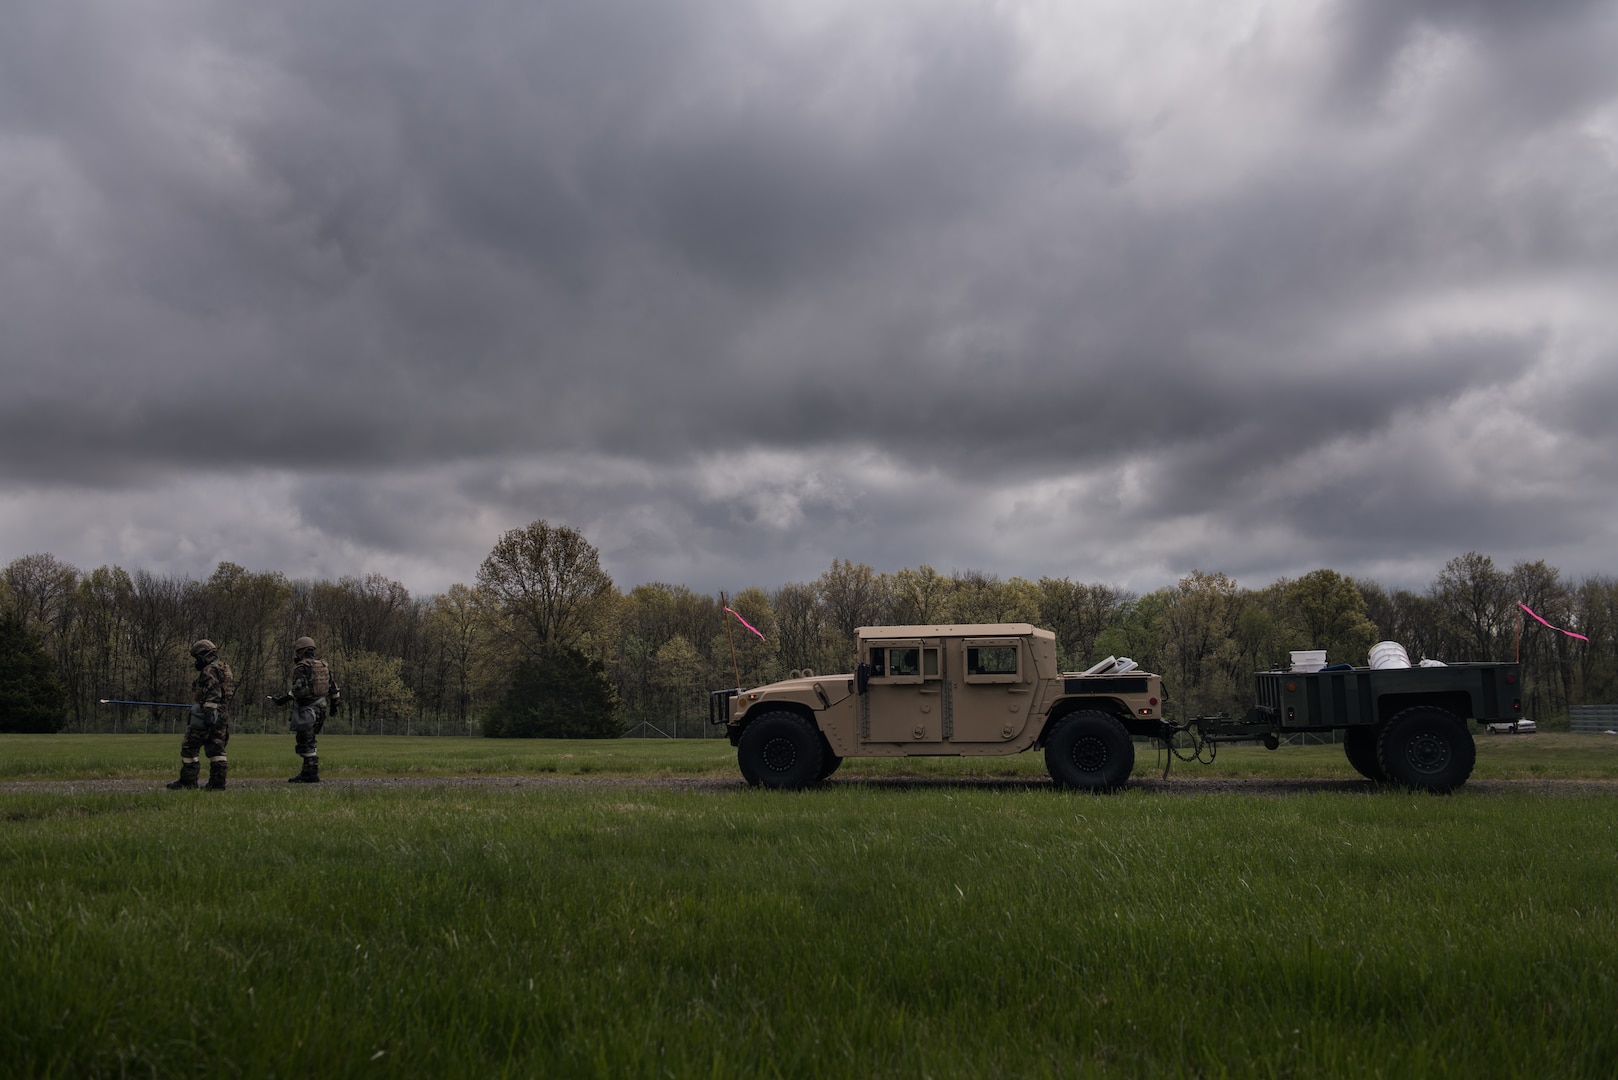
[709,687,741,727]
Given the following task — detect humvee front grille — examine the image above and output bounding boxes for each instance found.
[709,687,740,725]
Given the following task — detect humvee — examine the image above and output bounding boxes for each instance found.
[709,623,1164,791]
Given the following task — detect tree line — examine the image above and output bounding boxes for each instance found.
[2,521,1614,736]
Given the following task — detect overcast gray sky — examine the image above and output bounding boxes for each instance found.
[3,0,1616,599]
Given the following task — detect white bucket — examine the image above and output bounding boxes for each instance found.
[1290,650,1327,672]
[1368,641,1411,669]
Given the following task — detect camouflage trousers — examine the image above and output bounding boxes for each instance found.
[290,702,327,759]
[180,705,229,766]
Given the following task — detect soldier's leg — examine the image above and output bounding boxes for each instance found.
[305,705,322,779]
[167,709,206,789]
[204,717,230,790]
[288,706,320,783]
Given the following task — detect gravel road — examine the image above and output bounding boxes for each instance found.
[3,776,1616,796]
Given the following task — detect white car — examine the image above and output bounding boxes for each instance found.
[1485,719,1536,734]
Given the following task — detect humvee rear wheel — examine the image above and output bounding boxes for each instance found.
[737,711,826,790]
[1343,725,1386,782]
[1045,711,1134,792]
[1377,707,1475,793]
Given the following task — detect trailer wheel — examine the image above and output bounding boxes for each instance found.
[1045,711,1134,792]
[1376,707,1475,793]
[1342,725,1386,782]
[737,711,826,789]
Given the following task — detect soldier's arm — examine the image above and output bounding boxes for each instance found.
[289,661,314,702]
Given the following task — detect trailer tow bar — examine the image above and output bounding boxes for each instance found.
[1159,715,1285,777]
[1157,719,1218,779]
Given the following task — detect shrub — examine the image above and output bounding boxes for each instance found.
[0,614,67,733]
[482,647,618,738]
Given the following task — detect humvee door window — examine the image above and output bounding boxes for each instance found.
[867,640,928,684]
[964,640,1021,683]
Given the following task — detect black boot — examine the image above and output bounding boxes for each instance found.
[287,757,320,783]
[166,761,200,790]
[205,761,227,790]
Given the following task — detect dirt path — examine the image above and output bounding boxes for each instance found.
[3,776,1616,796]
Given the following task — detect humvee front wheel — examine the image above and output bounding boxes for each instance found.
[737,711,826,789]
[817,737,843,781]
[1377,707,1475,793]
[1045,711,1134,792]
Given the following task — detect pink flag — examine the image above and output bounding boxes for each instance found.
[1519,602,1589,642]
[725,607,767,642]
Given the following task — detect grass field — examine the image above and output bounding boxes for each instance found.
[3,736,1616,1077]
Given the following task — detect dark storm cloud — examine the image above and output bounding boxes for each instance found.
[2,0,1616,594]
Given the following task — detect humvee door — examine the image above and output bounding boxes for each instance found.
[861,638,945,744]
[950,636,1034,743]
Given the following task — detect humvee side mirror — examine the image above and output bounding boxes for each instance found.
[856,662,871,695]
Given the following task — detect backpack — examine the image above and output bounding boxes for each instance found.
[306,658,331,698]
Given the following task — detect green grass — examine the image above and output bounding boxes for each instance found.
[3,735,1616,1076]
[2,780,1616,1077]
[2,730,1617,783]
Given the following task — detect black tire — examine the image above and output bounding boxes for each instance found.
[737,711,826,789]
[816,737,843,781]
[1377,707,1475,793]
[1045,710,1135,792]
[1342,725,1386,782]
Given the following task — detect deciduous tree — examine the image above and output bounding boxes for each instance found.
[475,521,617,657]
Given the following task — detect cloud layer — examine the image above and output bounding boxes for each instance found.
[3,0,1616,595]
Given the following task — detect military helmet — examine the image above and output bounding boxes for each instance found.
[293,636,317,653]
[190,639,217,659]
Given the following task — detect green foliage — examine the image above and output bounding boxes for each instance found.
[329,649,418,734]
[1283,568,1380,663]
[482,647,618,738]
[0,615,67,733]
[475,519,617,656]
[10,538,1618,738]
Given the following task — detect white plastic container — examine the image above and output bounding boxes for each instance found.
[1290,650,1327,672]
[1368,641,1411,669]
[1079,656,1139,675]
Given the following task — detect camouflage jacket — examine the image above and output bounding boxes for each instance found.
[192,661,230,710]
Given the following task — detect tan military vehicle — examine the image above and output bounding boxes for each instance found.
[709,623,1164,791]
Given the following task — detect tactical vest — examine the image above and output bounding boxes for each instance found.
[306,658,330,698]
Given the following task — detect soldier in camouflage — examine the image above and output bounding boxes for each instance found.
[271,636,338,783]
[166,639,232,790]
